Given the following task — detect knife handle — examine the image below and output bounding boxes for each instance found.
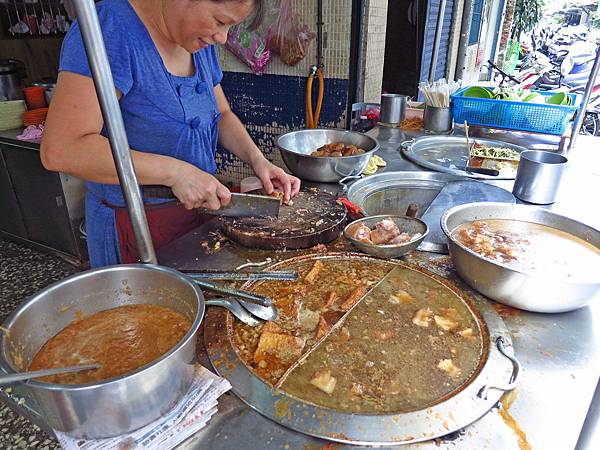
[465,166,500,176]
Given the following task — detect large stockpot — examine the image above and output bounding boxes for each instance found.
[277,128,379,182]
[441,202,600,313]
[0,264,205,438]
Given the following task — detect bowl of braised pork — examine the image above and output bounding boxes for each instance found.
[277,128,379,182]
[441,202,600,313]
[344,215,428,259]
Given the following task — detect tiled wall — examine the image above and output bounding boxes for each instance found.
[215,0,354,183]
[361,0,388,103]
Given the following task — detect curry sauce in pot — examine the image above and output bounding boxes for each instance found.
[29,304,191,384]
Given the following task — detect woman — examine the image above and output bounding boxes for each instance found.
[41,0,300,267]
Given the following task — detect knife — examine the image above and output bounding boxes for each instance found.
[456,166,500,177]
[142,185,280,218]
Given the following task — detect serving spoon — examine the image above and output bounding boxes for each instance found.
[205,298,263,327]
[0,363,101,385]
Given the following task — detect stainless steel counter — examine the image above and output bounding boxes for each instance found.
[159,127,600,449]
[2,126,599,449]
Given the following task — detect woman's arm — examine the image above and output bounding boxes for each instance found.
[42,72,180,185]
[214,85,300,201]
[42,72,230,210]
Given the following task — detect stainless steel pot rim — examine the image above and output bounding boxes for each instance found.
[343,214,430,248]
[441,202,600,286]
[276,128,380,159]
[0,264,205,391]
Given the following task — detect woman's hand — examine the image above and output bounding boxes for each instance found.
[169,161,231,210]
[251,157,301,202]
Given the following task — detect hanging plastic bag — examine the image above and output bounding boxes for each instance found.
[225,24,272,75]
[269,0,316,66]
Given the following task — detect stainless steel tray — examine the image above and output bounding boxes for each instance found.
[401,136,528,180]
[205,253,519,446]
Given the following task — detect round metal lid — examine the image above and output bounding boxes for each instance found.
[205,253,518,445]
[401,136,528,180]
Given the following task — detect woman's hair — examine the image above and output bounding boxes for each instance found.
[221,0,264,30]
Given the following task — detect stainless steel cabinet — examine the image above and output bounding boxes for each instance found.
[0,149,27,238]
[0,137,87,265]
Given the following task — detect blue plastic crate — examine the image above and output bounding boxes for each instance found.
[451,87,579,135]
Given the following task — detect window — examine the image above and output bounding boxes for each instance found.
[469,0,485,45]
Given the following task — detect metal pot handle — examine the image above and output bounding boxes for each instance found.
[400,138,415,149]
[477,336,521,400]
[338,174,363,192]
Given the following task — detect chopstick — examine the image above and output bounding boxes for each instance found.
[193,280,272,307]
[182,271,298,282]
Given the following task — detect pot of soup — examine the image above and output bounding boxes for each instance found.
[441,202,600,313]
[0,264,204,438]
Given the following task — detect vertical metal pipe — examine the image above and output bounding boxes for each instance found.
[429,0,447,82]
[567,45,600,153]
[73,0,157,264]
[316,0,324,68]
[455,0,474,80]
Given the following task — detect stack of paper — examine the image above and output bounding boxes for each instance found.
[55,365,231,450]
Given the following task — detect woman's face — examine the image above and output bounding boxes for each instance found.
[162,0,254,52]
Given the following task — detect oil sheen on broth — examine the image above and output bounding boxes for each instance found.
[279,266,483,413]
[232,259,483,414]
[29,304,191,384]
[452,219,600,281]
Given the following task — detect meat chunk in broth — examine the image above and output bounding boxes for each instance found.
[253,322,306,368]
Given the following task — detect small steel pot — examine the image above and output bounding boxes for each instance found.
[0,264,205,438]
[441,202,600,313]
[277,128,379,182]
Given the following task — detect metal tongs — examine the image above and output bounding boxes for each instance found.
[186,270,299,325]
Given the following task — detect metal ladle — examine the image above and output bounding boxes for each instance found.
[0,363,101,385]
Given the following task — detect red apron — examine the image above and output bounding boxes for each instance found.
[113,202,209,264]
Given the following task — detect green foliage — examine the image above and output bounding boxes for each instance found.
[511,0,543,40]
[593,10,600,28]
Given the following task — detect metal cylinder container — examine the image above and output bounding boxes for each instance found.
[423,105,453,132]
[0,59,25,101]
[512,150,568,204]
[0,264,205,438]
[380,94,409,124]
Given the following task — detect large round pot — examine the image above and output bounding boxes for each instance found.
[441,202,600,313]
[277,128,379,182]
[0,264,205,438]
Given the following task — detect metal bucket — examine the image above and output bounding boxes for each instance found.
[0,264,205,438]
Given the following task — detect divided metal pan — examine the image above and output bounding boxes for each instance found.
[205,253,519,445]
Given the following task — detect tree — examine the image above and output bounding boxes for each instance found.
[511,0,543,40]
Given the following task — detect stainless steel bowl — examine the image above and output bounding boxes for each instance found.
[344,215,428,259]
[0,264,205,438]
[441,202,600,313]
[277,128,379,182]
